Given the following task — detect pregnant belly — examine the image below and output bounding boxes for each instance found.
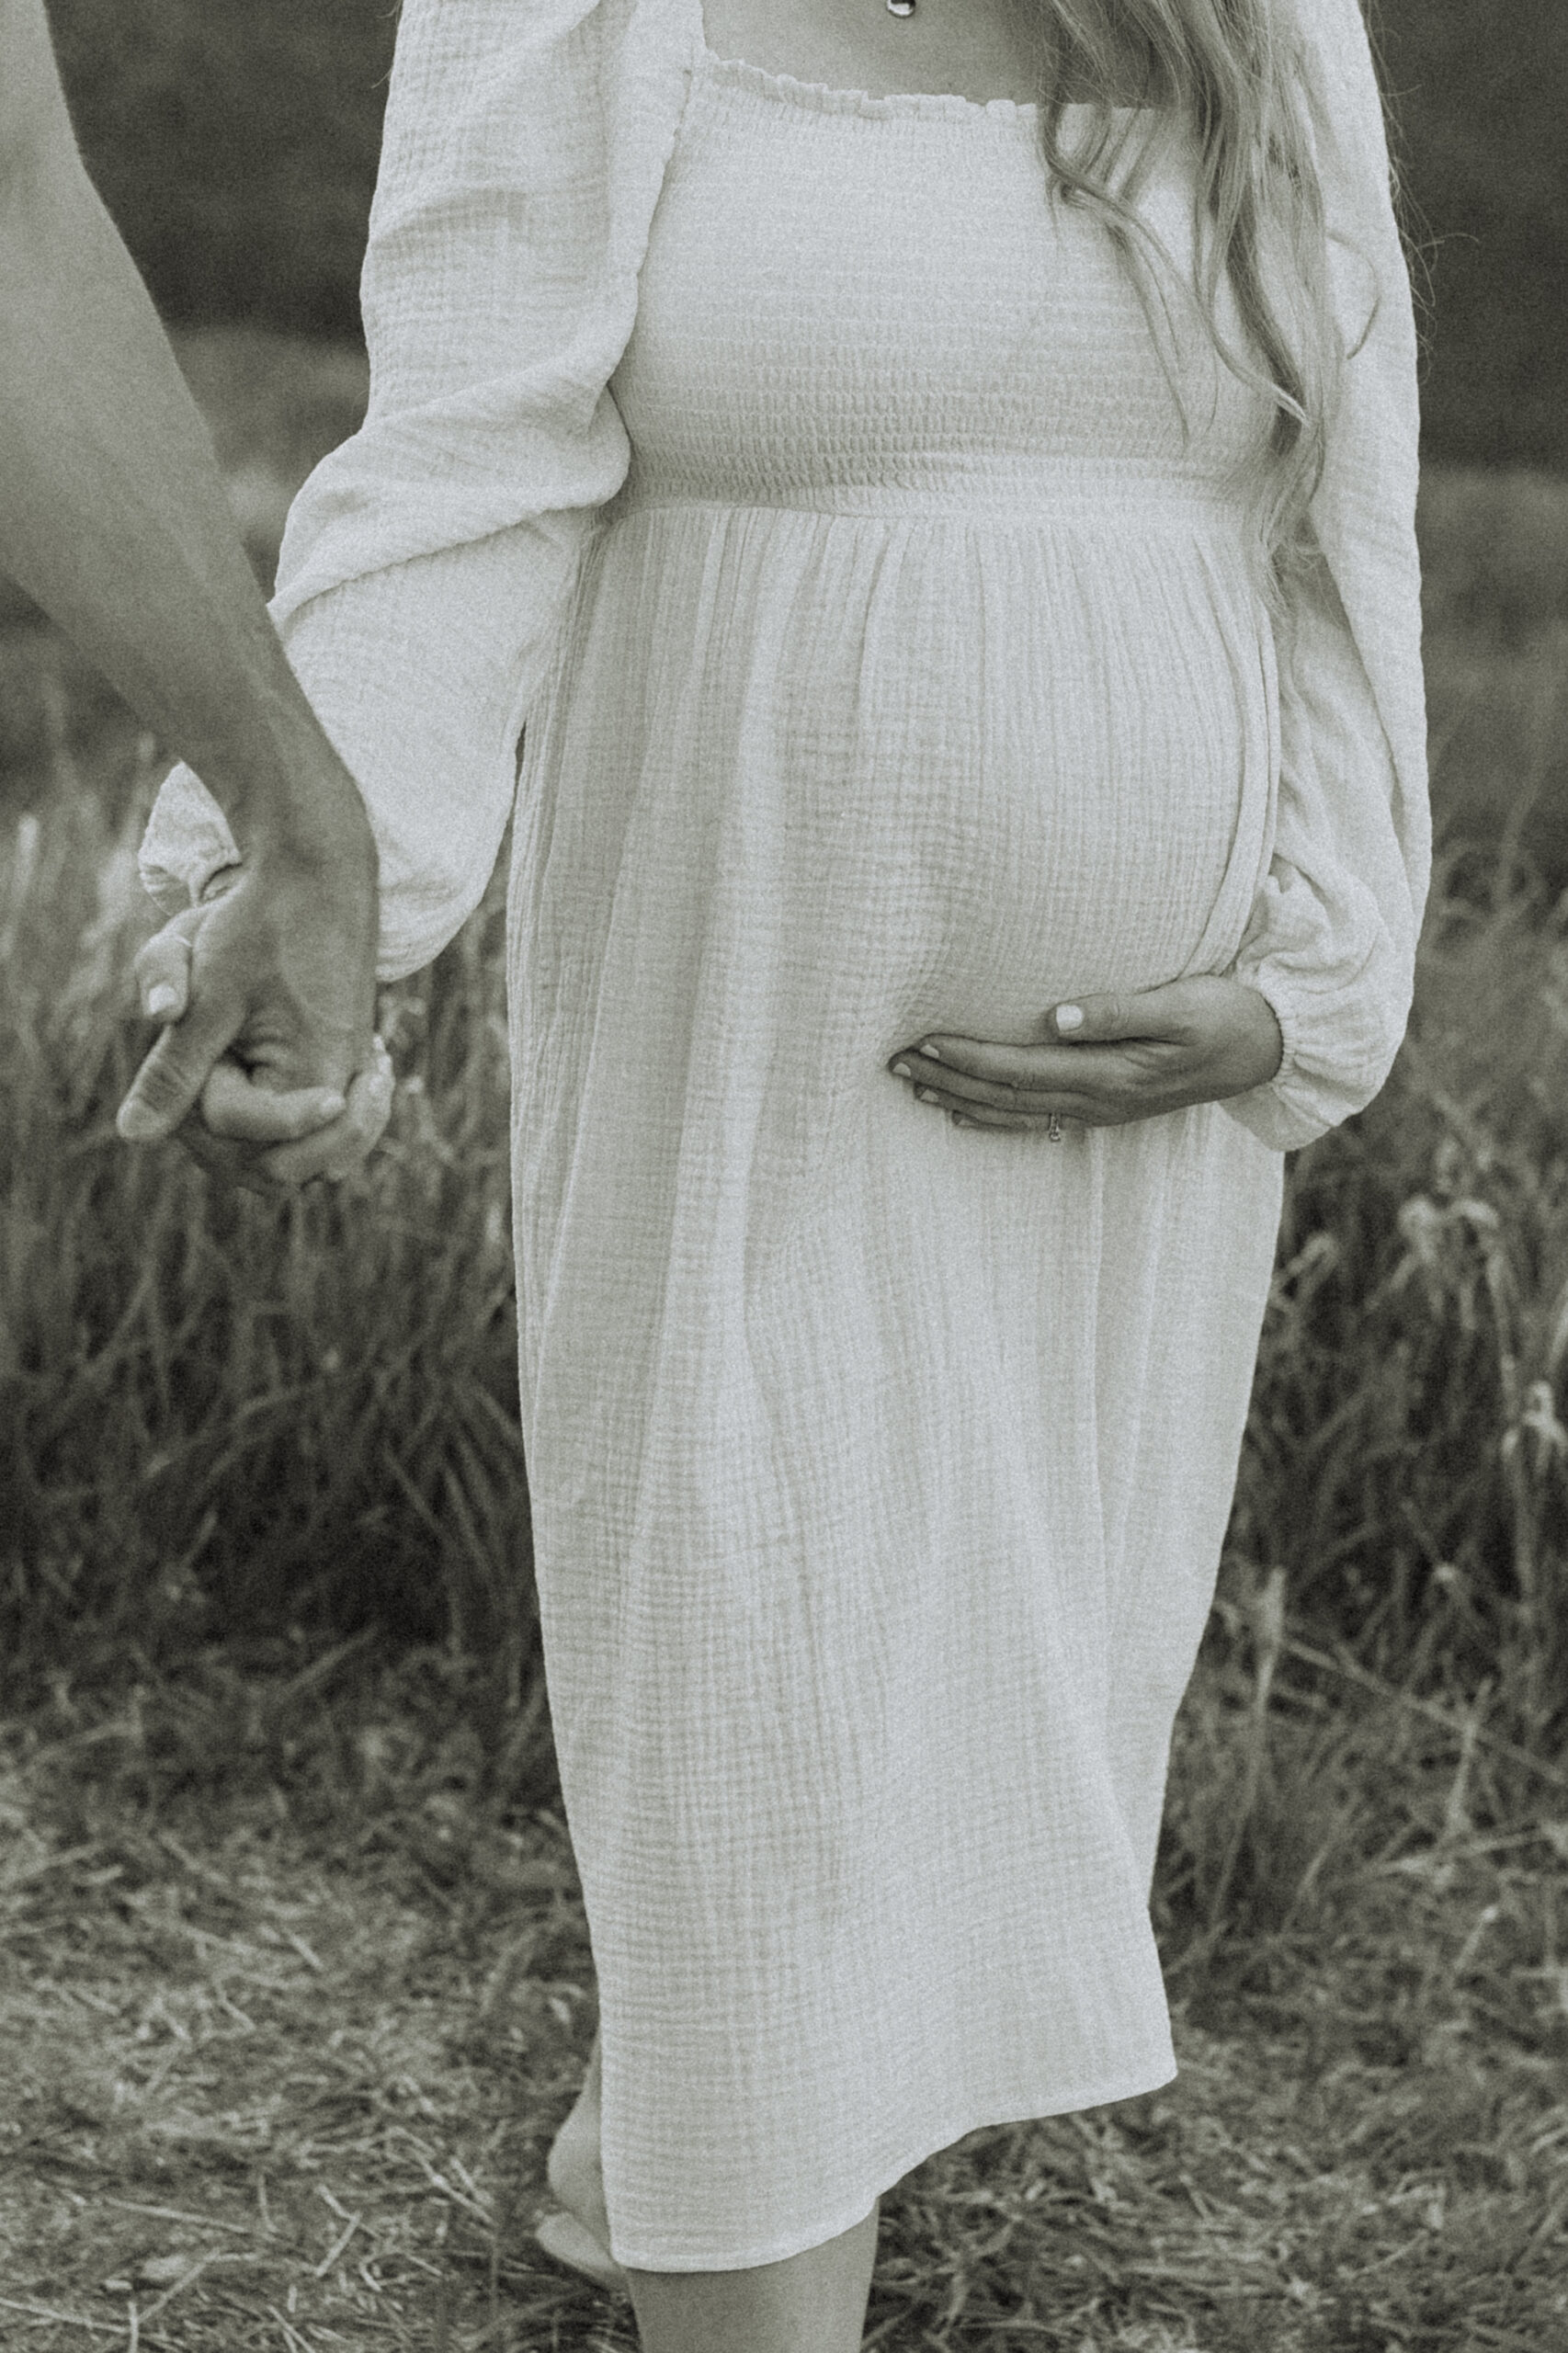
[524,503,1273,1034]
[510,501,1277,1360]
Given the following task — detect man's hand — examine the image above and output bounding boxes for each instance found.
[1,0,397,1187]
[887,976,1286,1134]
[117,842,392,1190]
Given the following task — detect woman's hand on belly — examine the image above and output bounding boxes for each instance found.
[887,977,1285,1134]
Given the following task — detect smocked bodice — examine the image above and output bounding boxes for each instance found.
[607,46,1274,521]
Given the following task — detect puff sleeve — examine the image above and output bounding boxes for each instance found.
[1218,0,1430,1153]
[139,0,701,981]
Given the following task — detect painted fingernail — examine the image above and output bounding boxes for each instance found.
[951,1111,972,1128]
[890,1061,912,1079]
[921,1041,945,1061]
[146,983,180,1018]
[1056,1004,1085,1032]
[917,1087,944,1105]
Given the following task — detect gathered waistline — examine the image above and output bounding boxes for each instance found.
[605,472,1252,528]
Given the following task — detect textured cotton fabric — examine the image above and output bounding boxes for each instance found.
[506,57,1294,2266]
[138,0,1427,2276]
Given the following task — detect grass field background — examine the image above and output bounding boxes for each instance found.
[2,331,1567,2347]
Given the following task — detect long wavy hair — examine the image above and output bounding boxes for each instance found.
[1016,0,1358,592]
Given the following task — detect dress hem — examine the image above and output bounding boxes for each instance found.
[604,2055,1180,2273]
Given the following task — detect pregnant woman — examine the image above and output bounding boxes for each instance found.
[138,0,1426,2342]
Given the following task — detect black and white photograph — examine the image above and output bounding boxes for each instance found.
[1,0,1564,2346]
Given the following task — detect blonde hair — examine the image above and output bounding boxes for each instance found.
[1017,0,1353,593]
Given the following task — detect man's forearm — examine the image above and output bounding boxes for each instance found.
[0,16,370,863]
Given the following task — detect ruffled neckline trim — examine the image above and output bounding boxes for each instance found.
[698,41,1051,122]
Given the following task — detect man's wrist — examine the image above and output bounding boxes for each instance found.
[204,741,377,879]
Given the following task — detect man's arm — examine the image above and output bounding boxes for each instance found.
[0,0,371,865]
[0,0,387,1173]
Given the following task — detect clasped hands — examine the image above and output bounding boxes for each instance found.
[116,848,393,1192]
[888,976,1284,1132]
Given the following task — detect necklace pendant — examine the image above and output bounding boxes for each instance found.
[886,0,916,15]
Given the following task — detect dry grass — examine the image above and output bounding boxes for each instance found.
[0,1650,596,2352]
[2,1642,1565,2352]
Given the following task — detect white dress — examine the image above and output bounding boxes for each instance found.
[139,0,1428,2279]
[509,51,1289,2268]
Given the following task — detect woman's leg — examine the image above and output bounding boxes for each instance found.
[623,2200,881,2353]
[548,2031,880,2349]
[549,2031,880,2348]
[545,2029,613,2249]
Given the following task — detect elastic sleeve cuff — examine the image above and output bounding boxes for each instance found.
[1217,973,1326,1154]
[1218,958,1408,1154]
